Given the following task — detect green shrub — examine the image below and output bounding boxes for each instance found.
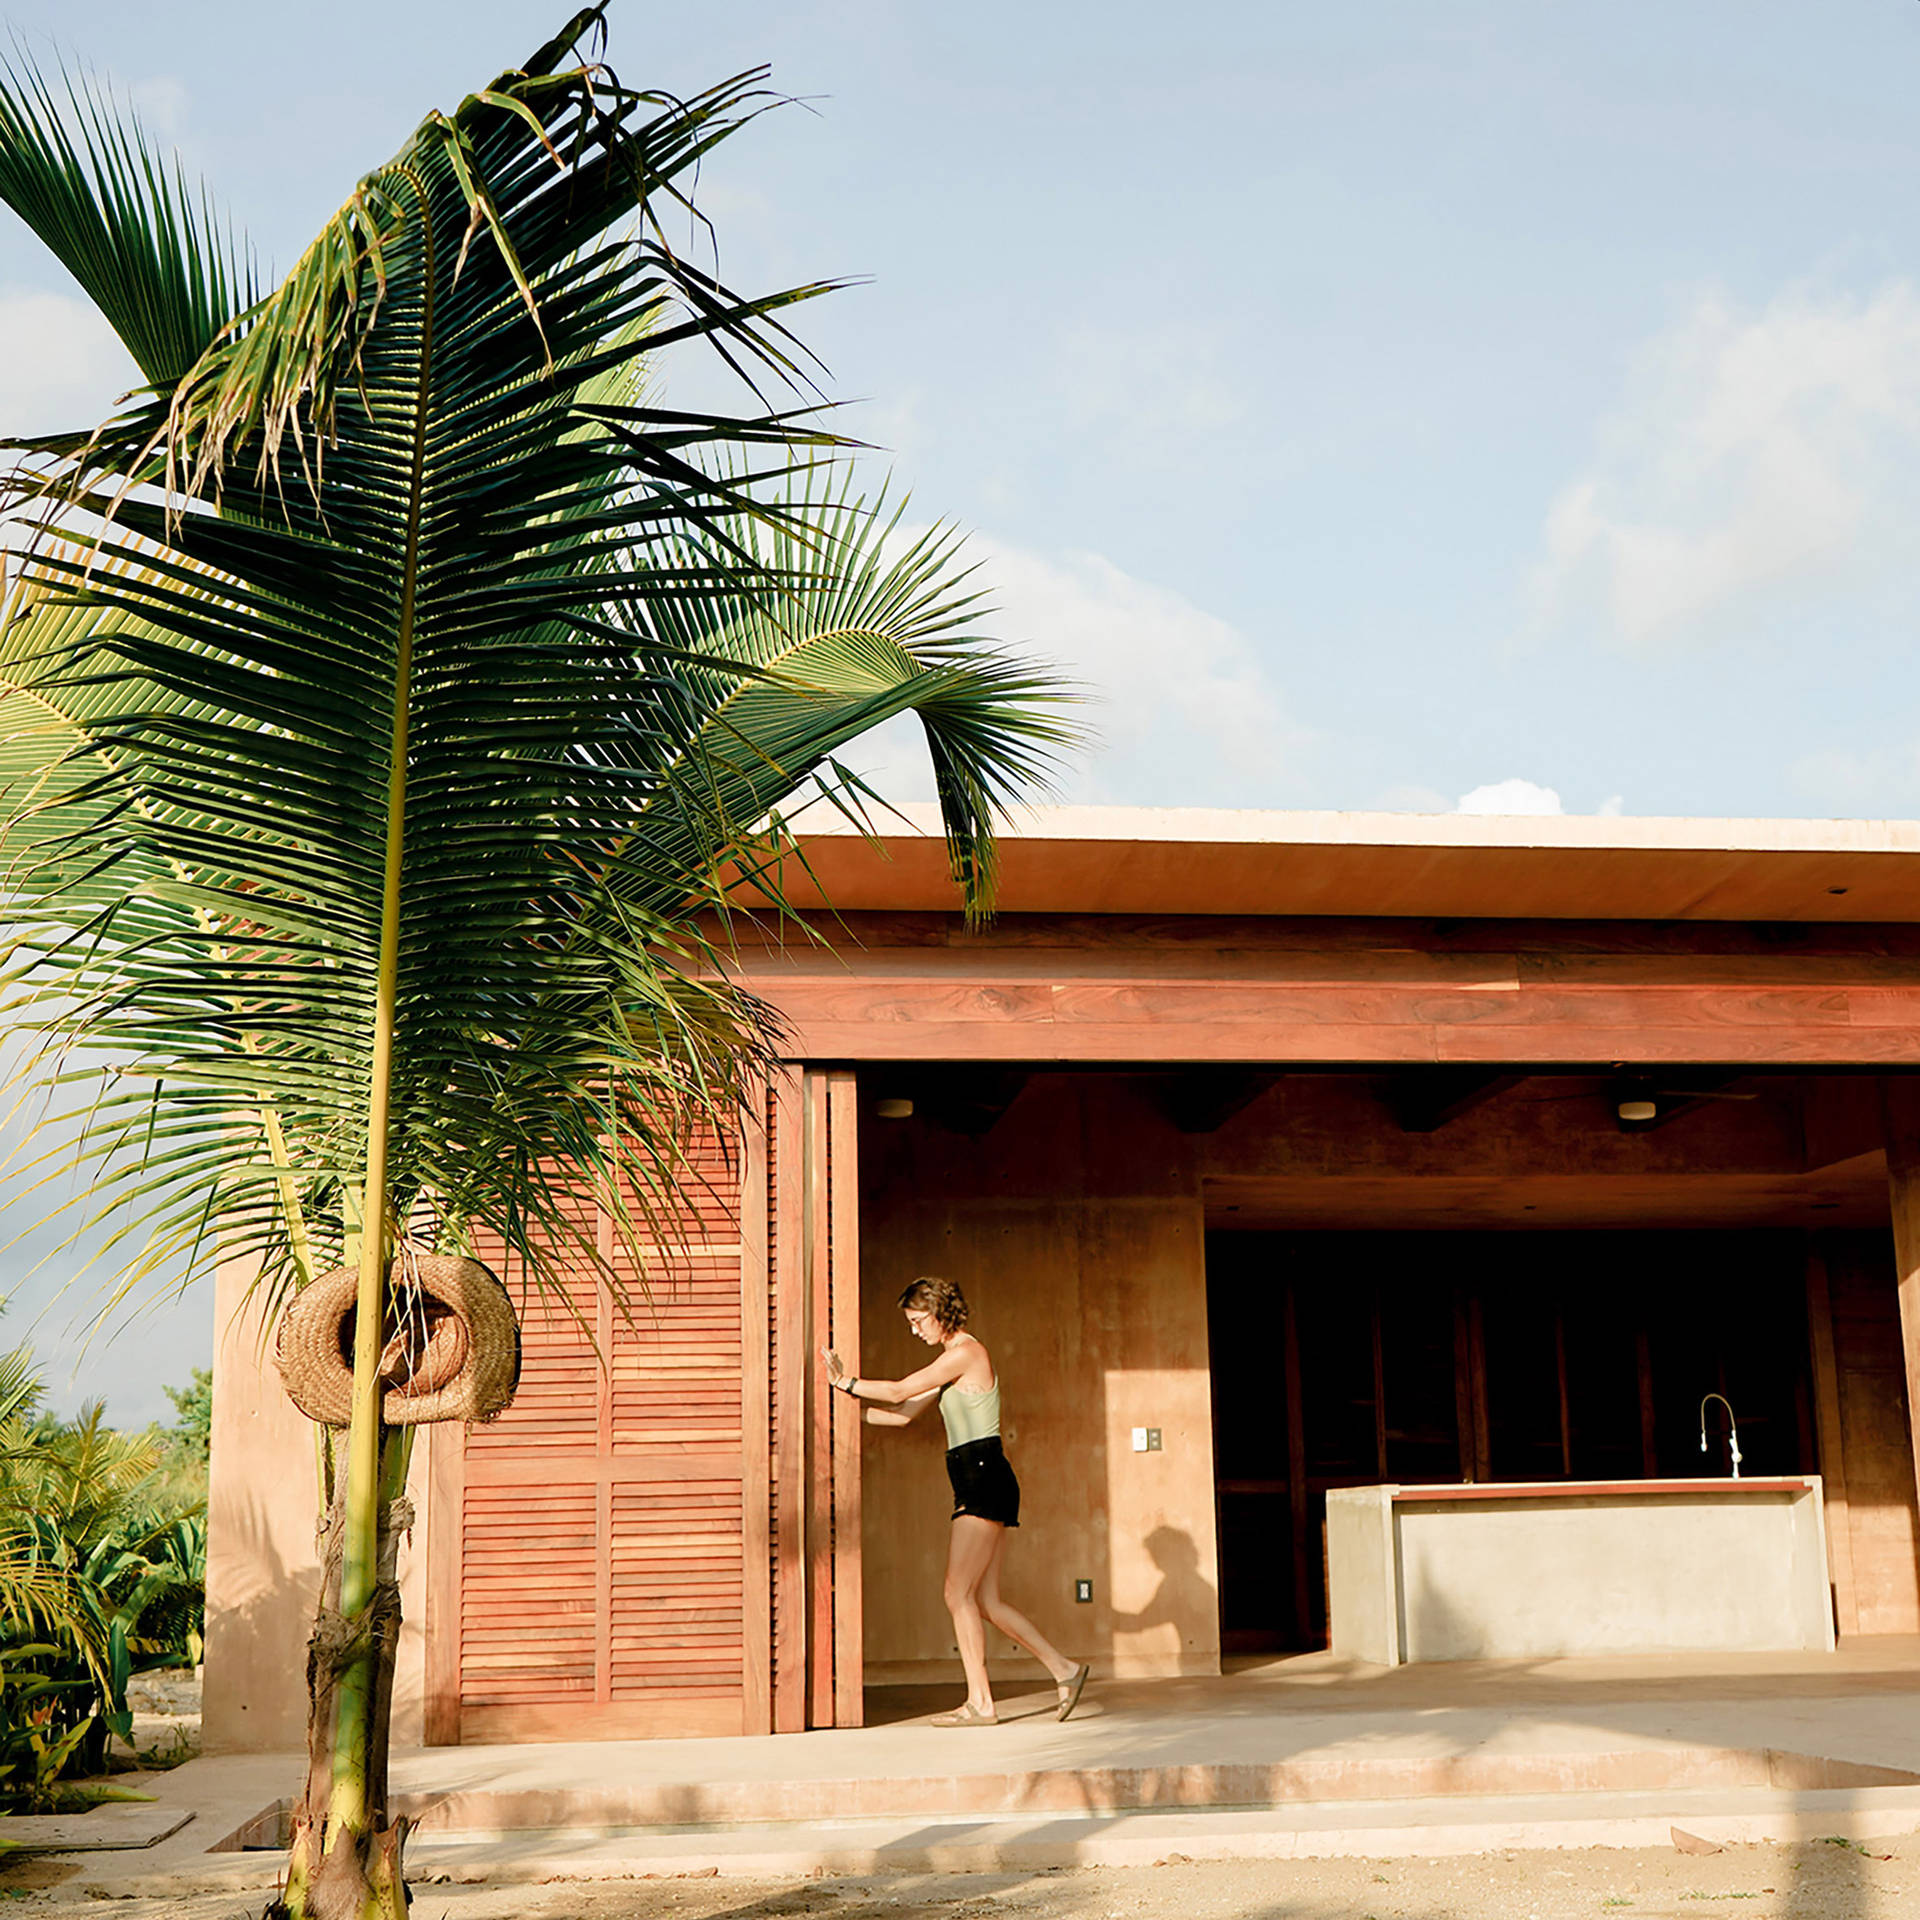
[0,1348,207,1799]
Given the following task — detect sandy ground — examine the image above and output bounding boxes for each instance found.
[2,1840,1913,1920]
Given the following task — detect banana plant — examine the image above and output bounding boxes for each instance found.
[0,11,1074,1916]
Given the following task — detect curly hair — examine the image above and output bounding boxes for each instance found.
[897,1275,970,1333]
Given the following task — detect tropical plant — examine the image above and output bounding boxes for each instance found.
[4,1407,206,1775]
[0,1346,207,1802]
[0,9,1072,1917]
[161,1369,212,1465]
[0,1346,97,1673]
[0,1643,96,1812]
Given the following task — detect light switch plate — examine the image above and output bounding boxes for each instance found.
[1130,1426,1148,1452]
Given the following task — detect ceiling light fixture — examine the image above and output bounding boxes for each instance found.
[1616,1098,1658,1123]
[875,1096,914,1120]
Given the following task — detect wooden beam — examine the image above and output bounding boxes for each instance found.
[1880,1076,1920,1526]
[1382,1069,1523,1133]
[770,1069,808,1734]
[1282,1284,1311,1643]
[734,931,1920,1065]
[1370,1292,1388,1481]
[827,1070,864,1729]
[1451,1290,1479,1482]
[1635,1325,1658,1478]
[739,1086,773,1736]
[1804,1235,1858,1639]
[1555,1310,1572,1479]
[804,1072,834,1731]
[1468,1296,1491,1480]
[592,1232,614,1710]
[1153,1069,1282,1134]
[917,1068,1030,1138]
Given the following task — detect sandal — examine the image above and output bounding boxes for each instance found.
[1056,1663,1090,1722]
[931,1702,998,1727]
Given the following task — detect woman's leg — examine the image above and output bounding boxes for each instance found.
[944,1516,1003,1712]
[978,1528,1079,1685]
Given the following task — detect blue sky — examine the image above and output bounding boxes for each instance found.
[5,1,1920,1416]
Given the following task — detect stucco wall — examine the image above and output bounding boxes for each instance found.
[202,1257,432,1754]
[858,1076,1221,1685]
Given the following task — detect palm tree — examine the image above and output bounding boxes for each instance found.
[0,11,1074,1914]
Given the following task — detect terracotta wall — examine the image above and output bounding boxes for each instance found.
[202,1258,432,1754]
[858,1076,1221,1685]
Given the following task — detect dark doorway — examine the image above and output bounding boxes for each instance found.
[1205,1229,1817,1654]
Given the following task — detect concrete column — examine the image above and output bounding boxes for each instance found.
[1882,1077,1920,1522]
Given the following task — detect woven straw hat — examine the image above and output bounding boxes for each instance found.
[276,1252,522,1427]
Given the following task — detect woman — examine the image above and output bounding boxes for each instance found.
[823,1276,1090,1726]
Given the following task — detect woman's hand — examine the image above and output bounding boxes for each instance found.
[821,1347,847,1387]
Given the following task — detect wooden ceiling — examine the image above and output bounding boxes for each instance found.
[1203,1161,1890,1232]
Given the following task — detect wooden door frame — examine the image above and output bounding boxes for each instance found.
[771,1064,865,1731]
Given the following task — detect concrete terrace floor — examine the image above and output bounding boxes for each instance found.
[54,1639,1920,1899]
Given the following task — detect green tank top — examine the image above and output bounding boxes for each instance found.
[940,1378,1001,1448]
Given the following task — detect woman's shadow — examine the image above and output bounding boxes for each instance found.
[985,1526,1216,1723]
[1109,1525,1216,1646]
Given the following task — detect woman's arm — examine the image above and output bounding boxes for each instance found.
[865,1389,940,1428]
[821,1344,967,1406]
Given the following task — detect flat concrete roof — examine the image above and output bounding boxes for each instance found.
[776,803,1920,921]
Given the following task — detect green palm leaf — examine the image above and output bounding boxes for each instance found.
[0,52,252,387]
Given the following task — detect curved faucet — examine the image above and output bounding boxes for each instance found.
[1699,1393,1744,1479]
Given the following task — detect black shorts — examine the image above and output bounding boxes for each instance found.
[946,1436,1021,1527]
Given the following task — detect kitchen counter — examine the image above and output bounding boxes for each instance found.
[1327,1477,1834,1664]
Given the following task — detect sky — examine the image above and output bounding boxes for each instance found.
[4,1,1920,1417]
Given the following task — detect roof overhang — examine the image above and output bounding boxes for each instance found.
[772,804,1920,923]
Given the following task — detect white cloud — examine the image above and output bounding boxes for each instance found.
[1532,282,1920,646]
[0,289,138,441]
[846,535,1311,809]
[1455,778,1564,816]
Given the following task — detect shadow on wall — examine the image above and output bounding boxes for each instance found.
[1399,1570,1483,1667]
[201,1488,319,1756]
[1110,1526,1216,1662]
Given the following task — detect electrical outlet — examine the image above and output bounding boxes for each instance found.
[1145,1427,1162,1452]
[1074,1578,1093,1603]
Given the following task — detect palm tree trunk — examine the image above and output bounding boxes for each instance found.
[279,1432,413,1920]
[281,327,427,1911]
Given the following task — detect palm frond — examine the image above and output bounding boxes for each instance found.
[621,479,1083,921]
[0,47,252,387]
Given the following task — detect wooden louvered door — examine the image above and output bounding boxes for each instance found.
[424,1071,861,1744]
[426,1126,761,1743]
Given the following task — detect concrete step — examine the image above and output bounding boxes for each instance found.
[86,1780,1920,1896]
[378,1745,1917,1835]
[0,1805,193,1853]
